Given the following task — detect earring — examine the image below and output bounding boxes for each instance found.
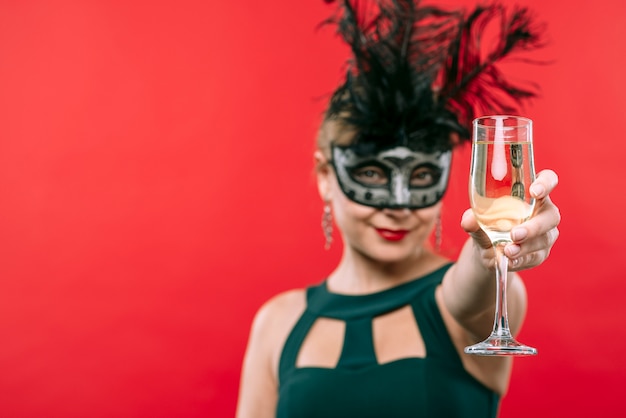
[434,212,442,252]
[322,202,333,250]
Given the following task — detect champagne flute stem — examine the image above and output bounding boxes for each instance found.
[491,241,513,339]
[463,239,537,355]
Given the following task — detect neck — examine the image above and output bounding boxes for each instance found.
[327,246,448,295]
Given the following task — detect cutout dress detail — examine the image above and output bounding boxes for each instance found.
[276,264,499,418]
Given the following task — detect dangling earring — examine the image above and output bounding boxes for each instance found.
[434,212,442,252]
[322,202,333,250]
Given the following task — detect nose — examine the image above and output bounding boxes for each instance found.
[382,206,412,218]
[391,173,411,206]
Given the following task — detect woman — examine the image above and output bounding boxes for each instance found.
[237,1,560,417]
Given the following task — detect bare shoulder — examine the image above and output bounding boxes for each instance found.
[236,289,307,418]
[252,289,307,336]
[249,288,308,371]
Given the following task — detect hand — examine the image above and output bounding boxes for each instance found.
[460,169,561,271]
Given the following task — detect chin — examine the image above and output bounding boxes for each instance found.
[361,243,420,264]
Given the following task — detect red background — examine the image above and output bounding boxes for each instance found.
[0,1,624,417]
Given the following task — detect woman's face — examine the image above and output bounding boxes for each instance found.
[320,161,441,264]
[316,123,450,263]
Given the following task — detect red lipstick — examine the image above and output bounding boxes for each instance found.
[375,228,409,241]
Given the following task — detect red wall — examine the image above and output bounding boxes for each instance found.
[0,1,624,417]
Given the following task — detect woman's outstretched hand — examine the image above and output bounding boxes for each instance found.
[460,169,561,271]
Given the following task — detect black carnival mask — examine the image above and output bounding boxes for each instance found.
[331,143,452,209]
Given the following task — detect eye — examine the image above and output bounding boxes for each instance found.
[351,165,388,185]
[410,165,441,187]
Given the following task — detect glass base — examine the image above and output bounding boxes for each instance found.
[464,336,538,356]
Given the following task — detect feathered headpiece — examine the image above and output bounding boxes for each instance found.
[322,0,545,154]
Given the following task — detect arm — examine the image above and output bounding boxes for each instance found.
[236,290,306,418]
[236,306,278,418]
[436,170,560,394]
[442,169,561,341]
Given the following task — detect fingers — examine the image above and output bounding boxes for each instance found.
[461,169,561,272]
[460,209,492,250]
[460,209,479,232]
[506,169,561,269]
[511,203,561,244]
[506,227,559,270]
[530,169,559,199]
[510,168,561,243]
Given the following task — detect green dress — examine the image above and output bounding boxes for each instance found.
[276,264,499,418]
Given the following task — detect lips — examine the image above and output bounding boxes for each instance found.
[375,228,409,241]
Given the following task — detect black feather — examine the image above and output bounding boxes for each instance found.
[322,0,545,153]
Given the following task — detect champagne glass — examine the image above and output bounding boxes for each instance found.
[464,115,537,356]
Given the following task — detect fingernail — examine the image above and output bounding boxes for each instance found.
[507,245,521,257]
[530,184,545,198]
[511,228,527,242]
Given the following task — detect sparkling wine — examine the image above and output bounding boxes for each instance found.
[469,140,536,242]
[472,194,534,233]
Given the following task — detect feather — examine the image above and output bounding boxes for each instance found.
[440,4,546,130]
[322,0,461,153]
[321,0,545,151]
